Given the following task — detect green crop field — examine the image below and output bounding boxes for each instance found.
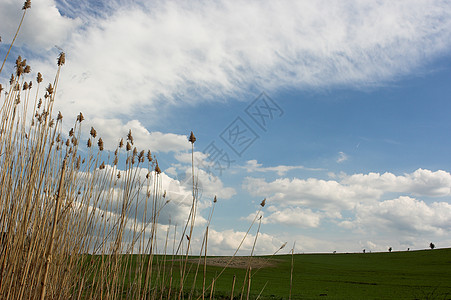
[170,248,451,299]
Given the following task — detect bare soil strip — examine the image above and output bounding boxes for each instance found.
[187,257,279,269]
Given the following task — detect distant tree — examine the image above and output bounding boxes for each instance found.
[388,247,392,252]
[430,243,435,250]
[363,249,365,253]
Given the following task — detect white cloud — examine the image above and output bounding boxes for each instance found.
[168,166,236,201]
[260,206,322,228]
[337,151,348,163]
[349,196,451,236]
[241,159,322,176]
[243,176,380,211]
[244,169,451,212]
[85,118,190,152]
[243,168,451,237]
[0,0,81,50]
[342,168,451,197]
[174,151,209,165]
[2,0,450,124]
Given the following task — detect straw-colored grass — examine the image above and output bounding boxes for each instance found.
[0,2,270,299]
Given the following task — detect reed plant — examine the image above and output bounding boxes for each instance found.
[0,2,274,299]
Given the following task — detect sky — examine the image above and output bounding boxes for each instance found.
[1,0,451,255]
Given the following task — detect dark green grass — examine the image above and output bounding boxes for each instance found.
[83,248,451,299]
[183,248,451,299]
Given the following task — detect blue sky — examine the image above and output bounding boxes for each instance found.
[1,0,451,255]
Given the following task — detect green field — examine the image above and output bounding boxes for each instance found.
[170,248,451,299]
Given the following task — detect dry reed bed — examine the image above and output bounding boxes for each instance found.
[0,2,283,299]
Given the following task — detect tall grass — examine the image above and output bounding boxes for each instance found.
[0,2,271,299]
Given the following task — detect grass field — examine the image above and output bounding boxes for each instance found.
[168,248,451,299]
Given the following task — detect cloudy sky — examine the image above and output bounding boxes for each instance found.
[1,0,451,255]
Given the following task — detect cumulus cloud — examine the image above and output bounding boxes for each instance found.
[346,196,451,236]
[342,168,451,197]
[243,168,451,234]
[243,176,379,211]
[167,165,236,201]
[86,118,190,152]
[244,169,451,211]
[258,206,322,228]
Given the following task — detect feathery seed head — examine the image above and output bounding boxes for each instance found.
[15,59,24,77]
[147,150,152,162]
[126,142,131,151]
[37,72,42,83]
[57,111,63,121]
[155,162,161,174]
[28,81,32,89]
[117,171,121,179]
[98,138,104,151]
[15,56,22,66]
[99,162,105,170]
[23,82,28,90]
[76,112,84,122]
[24,65,31,74]
[138,150,145,160]
[119,138,124,148]
[10,74,15,85]
[22,0,31,10]
[127,129,133,144]
[90,127,97,138]
[189,131,196,144]
[214,196,217,203]
[260,198,266,207]
[69,128,74,137]
[66,139,70,147]
[87,139,92,148]
[46,83,53,95]
[57,52,65,66]
[113,156,118,165]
